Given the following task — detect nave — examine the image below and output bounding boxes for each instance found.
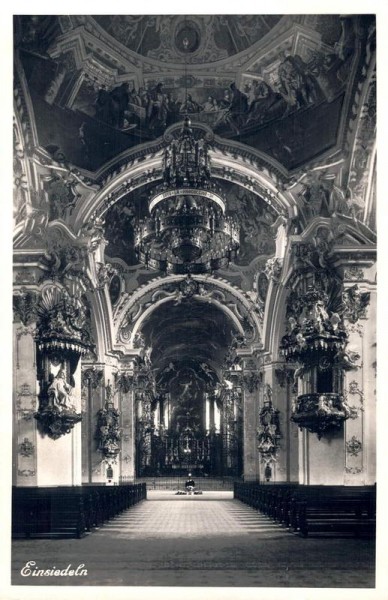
[11,13,378,595]
[12,493,375,588]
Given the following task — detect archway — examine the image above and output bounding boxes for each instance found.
[133,296,244,478]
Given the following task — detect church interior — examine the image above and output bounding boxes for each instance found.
[11,14,377,589]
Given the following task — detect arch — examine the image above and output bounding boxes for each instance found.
[130,294,244,344]
[113,274,262,354]
[71,128,295,233]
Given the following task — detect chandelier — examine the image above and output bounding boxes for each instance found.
[134,117,240,274]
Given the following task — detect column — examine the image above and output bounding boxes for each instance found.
[164,394,170,429]
[205,394,210,431]
[154,400,160,429]
[214,401,221,432]
[209,396,215,429]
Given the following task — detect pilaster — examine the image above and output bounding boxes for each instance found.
[13,322,38,486]
[271,365,299,482]
[117,373,136,482]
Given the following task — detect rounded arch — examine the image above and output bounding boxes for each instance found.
[113,274,262,355]
[71,128,296,233]
[130,294,244,344]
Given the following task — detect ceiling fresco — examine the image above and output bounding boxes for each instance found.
[14,15,374,173]
[92,15,283,64]
[140,297,235,375]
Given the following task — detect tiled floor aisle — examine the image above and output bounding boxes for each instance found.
[97,496,288,538]
[12,493,375,588]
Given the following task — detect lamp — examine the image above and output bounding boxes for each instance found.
[134,118,239,274]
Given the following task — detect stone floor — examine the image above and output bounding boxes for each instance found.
[11,491,376,588]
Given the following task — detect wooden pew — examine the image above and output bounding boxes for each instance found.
[288,485,376,537]
[12,483,147,539]
[234,482,376,538]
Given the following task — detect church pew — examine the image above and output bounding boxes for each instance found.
[288,486,376,536]
[12,490,87,539]
[288,485,376,529]
[295,498,376,537]
[234,482,299,524]
[234,482,376,537]
[12,483,146,539]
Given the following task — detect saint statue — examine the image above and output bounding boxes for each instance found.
[47,369,74,410]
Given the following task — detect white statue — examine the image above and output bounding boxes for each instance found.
[48,369,74,410]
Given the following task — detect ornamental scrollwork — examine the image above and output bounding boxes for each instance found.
[346,436,363,456]
[18,469,36,477]
[96,391,122,461]
[341,285,370,323]
[16,383,35,404]
[13,288,39,326]
[343,380,365,419]
[18,437,35,457]
[115,372,135,394]
[96,262,118,289]
[115,275,261,349]
[241,372,261,394]
[39,229,91,288]
[80,216,107,253]
[257,399,281,463]
[45,173,81,221]
[280,285,347,362]
[291,393,351,440]
[35,286,93,355]
[15,271,36,284]
[179,274,199,298]
[345,466,363,474]
[82,367,104,389]
[264,257,283,282]
[344,267,364,281]
[348,380,365,401]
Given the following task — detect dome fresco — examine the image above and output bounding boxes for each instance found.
[14,14,373,174]
[91,15,284,63]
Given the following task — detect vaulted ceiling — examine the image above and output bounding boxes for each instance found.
[13,14,377,382]
[15,14,374,172]
[92,15,284,62]
[141,298,236,376]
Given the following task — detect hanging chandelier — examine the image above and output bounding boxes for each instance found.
[134,116,240,274]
